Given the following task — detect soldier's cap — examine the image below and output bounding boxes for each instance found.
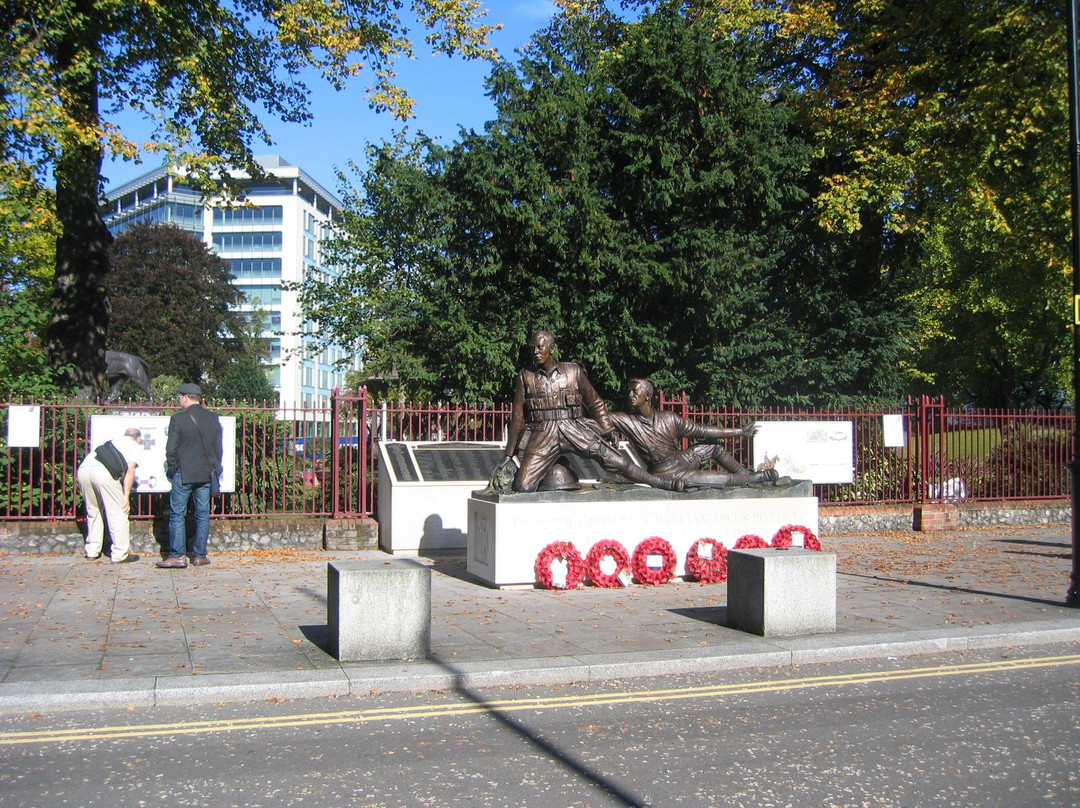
[178,383,202,396]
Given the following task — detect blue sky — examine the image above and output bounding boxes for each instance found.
[103,2,558,196]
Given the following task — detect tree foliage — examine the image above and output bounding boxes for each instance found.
[0,165,65,397]
[219,358,277,403]
[306,3,923,406]
[769,0,1071,406]
[308,7,869,405]
[106,223,245,387]
[1,0,500,392]
[548,0,1072,407]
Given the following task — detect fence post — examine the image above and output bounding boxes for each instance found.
[914,395,948,504]
[330,388,342,518]
[358,387,369,516]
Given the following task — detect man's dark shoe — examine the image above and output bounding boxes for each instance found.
[113,553,140,564]
[155,557,188,569]
[85,553,101,560]
[190,556,211,567]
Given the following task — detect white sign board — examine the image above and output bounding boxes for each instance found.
[6,406,41,448]
[752,420,853,485]
[89,414,236,493]
[882,414,905,448]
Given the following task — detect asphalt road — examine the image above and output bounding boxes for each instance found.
[2,643,1078,807]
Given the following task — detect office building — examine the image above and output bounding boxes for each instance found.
[101,156,358,408]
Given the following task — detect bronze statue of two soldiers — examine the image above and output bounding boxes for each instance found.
[495,331,779,494]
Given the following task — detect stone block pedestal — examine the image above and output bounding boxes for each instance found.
[327,559,431,661]
[467,482,817,588]
[726,548,836,637]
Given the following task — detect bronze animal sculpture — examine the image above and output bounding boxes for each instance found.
[105,351,153,401]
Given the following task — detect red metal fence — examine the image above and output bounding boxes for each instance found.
[0,391,1072,522]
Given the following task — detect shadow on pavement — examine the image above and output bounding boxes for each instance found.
[668,606,727,625]
[299,625,331,653]
[841,571,1064,607]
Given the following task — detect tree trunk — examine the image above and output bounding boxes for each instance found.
[44,2,111,396]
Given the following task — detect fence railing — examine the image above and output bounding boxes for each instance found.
[0,391,1072,522]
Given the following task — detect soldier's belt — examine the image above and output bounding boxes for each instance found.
[526,407,583,423]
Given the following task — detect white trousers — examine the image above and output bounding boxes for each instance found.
[77,462,131,561]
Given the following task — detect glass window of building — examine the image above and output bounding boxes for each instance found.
[213,206,283,226]
[242,285,282,306]
[229,258,282,279]
[213,231,282,251]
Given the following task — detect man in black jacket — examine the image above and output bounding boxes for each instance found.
[157,383,223,568]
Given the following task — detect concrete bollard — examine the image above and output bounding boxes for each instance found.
[726,548,836,637]
[327,559,431,661]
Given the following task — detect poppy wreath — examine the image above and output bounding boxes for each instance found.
[772,524,821,551]
[732,534,769,550]
[631,536,677,586]
[535,541,586,590]
[584,540,631,588]
[685,538,729,583]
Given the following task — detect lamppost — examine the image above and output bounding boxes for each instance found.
[1067,0,1080,607]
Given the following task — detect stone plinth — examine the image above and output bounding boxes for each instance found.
[327,559,431,661]
[726,548,836,637]
[467,481,817,588]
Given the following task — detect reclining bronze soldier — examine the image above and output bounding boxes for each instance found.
[611,378,779,489]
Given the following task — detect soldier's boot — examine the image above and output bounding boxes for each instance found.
[749,469,779,485]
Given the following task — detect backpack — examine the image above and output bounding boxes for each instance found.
[94,441,128,480]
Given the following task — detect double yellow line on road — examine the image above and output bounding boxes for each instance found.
[3,653,1078,747]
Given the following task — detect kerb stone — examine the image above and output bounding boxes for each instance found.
[726,548,836,637]
[327,559,431,661]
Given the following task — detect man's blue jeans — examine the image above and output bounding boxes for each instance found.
[168,471,211,559]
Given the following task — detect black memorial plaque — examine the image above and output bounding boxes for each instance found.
[384,442,419,482]
[413,443,505,482]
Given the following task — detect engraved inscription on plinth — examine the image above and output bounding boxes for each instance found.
[384,442,419,482]
[413,444,506,482]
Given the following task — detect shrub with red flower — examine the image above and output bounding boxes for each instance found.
[772,524,821,550]
[685,538,728,583]
[534,541,586,590]
[733,534,768,549]
[631,536,677,585]
[584,540,631,588]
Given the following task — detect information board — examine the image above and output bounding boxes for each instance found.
[89,414,236,493]
[752,420,853,485]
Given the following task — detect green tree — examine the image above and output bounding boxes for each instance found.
[557,1,1072,406]
[768,0,1071,405]
[309,8,825,404]
[0,293,64,398]
[106,223,245,386]
[0,165,65,397]
[302,132,454,400]
[2,0,500,393]
[151,374,183,403]
[219,358,276,403]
